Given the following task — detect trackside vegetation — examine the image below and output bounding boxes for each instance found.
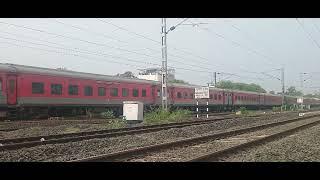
[144,108,192,125]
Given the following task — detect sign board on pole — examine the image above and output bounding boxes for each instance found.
[297,98,303,104]
[195,87,209,99]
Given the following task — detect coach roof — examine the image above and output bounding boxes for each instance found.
[0,63,161,85]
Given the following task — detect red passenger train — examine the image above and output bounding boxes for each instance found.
[0,63,319,120]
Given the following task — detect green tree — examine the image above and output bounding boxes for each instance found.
[169,79,189,84]
[269,90,275,94]
[285,86,303,96]
[304,93,320,98]
[215,80,266,93]
[116,71,137,79]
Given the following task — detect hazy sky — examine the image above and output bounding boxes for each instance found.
[0,18,320,94]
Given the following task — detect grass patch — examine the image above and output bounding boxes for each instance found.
[273,105,300,112]
[64,127,81,134]
[104,119,126,129]
[144,108,191,125]
[30,127,42,134]
[235,107,252,116]
[100,110,115,119]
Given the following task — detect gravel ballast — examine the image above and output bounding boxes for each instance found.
[0,112,316,162]
[127,116,320,162]
[223,118,320,162]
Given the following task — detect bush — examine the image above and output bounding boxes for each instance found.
[239,107,249,115]
[272,106,280,112]
[100,110,115,119]
[144,108,191,125]
[105,119,126,129]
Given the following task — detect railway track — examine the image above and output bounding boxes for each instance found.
[188,118,320,162]
[0,113,262,151]
[68,113,320,162]
[0,112,234,132]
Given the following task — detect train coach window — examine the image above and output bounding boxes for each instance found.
[84,86,93,96]
[9,80,15,93]
[184,92,188,99]
[218,94,221,100]
[122,88,129,97]
[111,88,118,97]
[51,84,62,95]
[68,85,78,95]
[0,79,2,95]
[98,87,106,96]
[177,92,182,99]
[133,89,139,97]
[142,89,147,97]
[210,94,213,99]
[214,94,217,100]
[32,82,44,94]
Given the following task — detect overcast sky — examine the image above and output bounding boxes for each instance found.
[0,18,320,94]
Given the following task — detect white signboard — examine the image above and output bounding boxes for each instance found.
[195,87,209,99]
[297,98,303,104]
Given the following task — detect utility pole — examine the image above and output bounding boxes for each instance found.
[214,72,217,87]
[161,18,168,111]
[300,72,303,91]
[281,68,285,110]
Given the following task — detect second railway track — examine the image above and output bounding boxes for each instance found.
[0,113,260,151]
[69,113,320,162]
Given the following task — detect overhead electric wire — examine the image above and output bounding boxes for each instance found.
[296,18,320,50]
[2,20,223,72]
[0,29,219,73]
[0,36,266,82]
[0,19,270,84]
[0,20,168,61]
[0,40,152,70]
[201,18,279,61]
[96,18,273,75]
[0,34,162,67]
[95,18,228,68]
[194,21,279,68]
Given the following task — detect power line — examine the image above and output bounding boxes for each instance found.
[0,20,167,61]
[0,34,230,75]
[5,20,224,73]
[0,34,163,68]
[0,40,152,70]
[203,18,279,60]
[194,21,279,68]
[0,36,267,83]
[0,19,272,84]
[296,18,320,50]
[46,18,130,45]
[95,18,227,68]
[96,18,161,44]
[0,29,220,73]
[95,18,272,74]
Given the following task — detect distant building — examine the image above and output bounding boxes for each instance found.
[137,68,175,82]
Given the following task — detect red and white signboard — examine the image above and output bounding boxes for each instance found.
[195,87,209,99]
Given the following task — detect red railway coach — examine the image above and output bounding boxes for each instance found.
[0,63,158,119]
[1,63,320,120]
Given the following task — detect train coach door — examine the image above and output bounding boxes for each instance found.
[227,93,232,105]
[229,93,233,106]
[224,92,231,106]
[7,75,17,105]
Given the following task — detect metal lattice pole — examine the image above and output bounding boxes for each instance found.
[281,68,285,110]
[161,18,168,111]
